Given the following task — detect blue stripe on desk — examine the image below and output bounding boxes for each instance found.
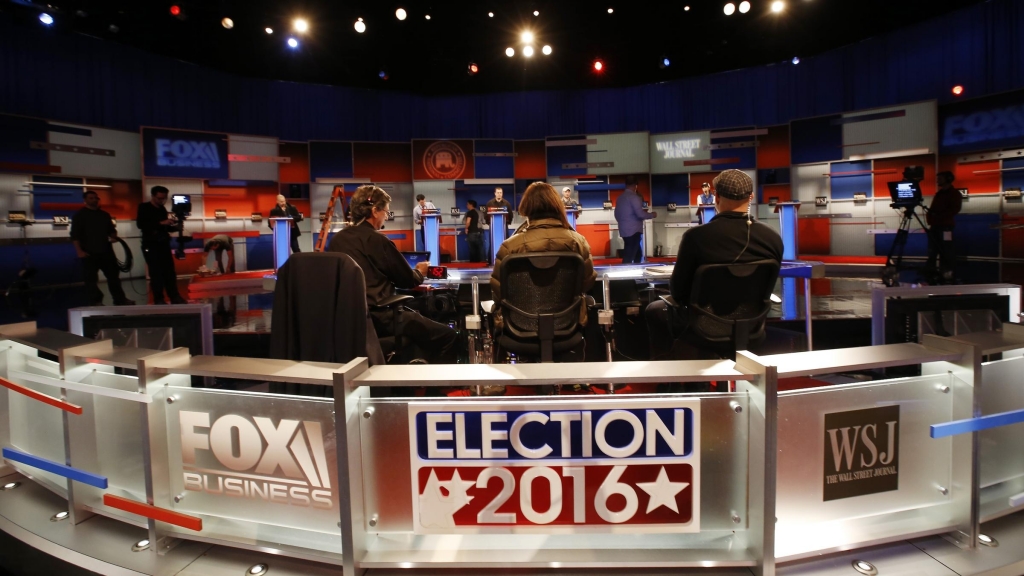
[2,447,108,489]
[930,407,1024,439]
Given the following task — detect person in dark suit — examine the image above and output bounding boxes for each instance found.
[71,190,133,305]
[269,194,303,254]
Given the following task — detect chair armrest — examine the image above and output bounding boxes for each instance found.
[480,300,495,314]
[658,294,680,308]
[374,294,415,309]
[585,295,597,308]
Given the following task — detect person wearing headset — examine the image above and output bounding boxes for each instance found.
[645,170,783,360]
[327,185,457,365]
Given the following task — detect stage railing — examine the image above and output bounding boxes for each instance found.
[2,320,1024,575]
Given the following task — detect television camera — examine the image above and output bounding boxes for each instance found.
[881,166,930,287]
[170,194,194,260]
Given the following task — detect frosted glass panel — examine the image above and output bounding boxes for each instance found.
[6,356,68,496]
[776,374,960,559]
[979,356,1024,521]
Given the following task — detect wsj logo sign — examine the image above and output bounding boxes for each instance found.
[655,138,702,159]
[943,105,1024,147]
[155,139,222,169]
[823,406,899,501]
[179,411,333,508]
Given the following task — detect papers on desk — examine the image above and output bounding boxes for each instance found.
[645,266,674,276]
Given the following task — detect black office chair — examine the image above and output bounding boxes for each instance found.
[496,252,587,363]
[660,259,780,360]
[371,294,419,364]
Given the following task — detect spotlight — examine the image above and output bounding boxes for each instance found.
[523,45,534,58]
[771,1,784,13]
[468,62,479,75]
[661,57,670,68]
[791,56,800,64]
[293,18,309,33]
[425,14,431,20]
[39,13,54,25]
[608,7,614,13]
[221,17,234,29]
[521,31,534,43]
[542,45,552,55]
[169,5,181,16]
[739,1,750,13]
[505,47,515,57]
[488,11,494,17]
[533,10,540,16]
[952,85,964,96]
[287,37,299,48]
[378,70,389,80]
[265,27,273,34]
[396,8,407,20]
[593,59,604,72]
[108,24,119,33]
[724,3,736,15]
[684,5,691,10]
[354,19,366,33]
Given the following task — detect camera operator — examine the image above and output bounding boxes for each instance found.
[926,171,962,283]
[136,186,187,304]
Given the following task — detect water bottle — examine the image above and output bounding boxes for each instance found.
[481,331,493,364]
[467,332,479,364]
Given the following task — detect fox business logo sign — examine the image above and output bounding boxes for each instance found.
[155,139,222,169]
[409,400,700,534]
[822,406,899,501]
[179,411,333,508]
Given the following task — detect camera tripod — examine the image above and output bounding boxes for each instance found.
[882,203,929,287]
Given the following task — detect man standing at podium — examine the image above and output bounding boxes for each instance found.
[269,194,303,254]
[485,187,513,239]
[413,194,437,250]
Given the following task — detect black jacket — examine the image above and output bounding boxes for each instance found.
[327,221,424,307]
[269,204,303,237]
[270,252,384,385]
[670,211,784,304]
[70,207,116,256]
[136,202,172,247]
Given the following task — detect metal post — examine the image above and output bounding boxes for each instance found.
[804,277,813,351]
[471,276,483,396]
[602,274,614,393]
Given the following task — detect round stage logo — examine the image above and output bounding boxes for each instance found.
[423,141,466,179]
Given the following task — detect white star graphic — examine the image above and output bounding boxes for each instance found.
[418,469,476,529]
[440,470,476,510]
[636,466,689,514]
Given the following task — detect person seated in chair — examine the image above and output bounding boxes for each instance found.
[328,185,457,364]
[646,169,783,361]
[491,181,597,339]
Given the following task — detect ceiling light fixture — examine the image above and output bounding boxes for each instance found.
[354,18,366,33]
[791,56,800,64]
[684,6,691,11]
[952,85,964,96]
[593,59,605,72]
[542,45,552,55]
[739,1,751,13]
[468,62,479,75]
[608,7,614,13]
[771,1,784,13]
[661,57,671,68]
[108,24,119,32]
[523,45,534,57]
[39,13,54,25]
[287,37,299,48]
[488,11,494,17]
[395,8,407,20]
[378,70,389,80]
[221,17,234,29]
[293,18,309,33]
[169,5,181,16]
[724,3,736,15]
[533,10,540,16]
[425,14,431,20]
[265,27,273,34]
[505,47,515,57]
[521,30,534,43]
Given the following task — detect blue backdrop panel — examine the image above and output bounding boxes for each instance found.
[473,140,515,179]
[939,89,1024,155]
[954,261,1001,284]
[0,114,49,167]
[31,176,83,220]
[0,243,82,286]
[953,213,1000,258]
[1004,157,1024,191]
[829,161,873,200]
[757,168,790,204]
[710,145,756,170]
[874,232,929,257]
[546,137,588,178]
[245,235,276,271]
[791,115,844,165]
[309,142,354,180]
[141,127,230,179]
[651,174,690,206]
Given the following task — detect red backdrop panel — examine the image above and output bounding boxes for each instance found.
[202,182,309,220]
[1003,215,1024,259]
[576,224,611,258]
[278,142,310,184]
[874,154,935,198]
[354,142,413,182]
[797,218,830,255]
[756,125,790,169]
[514,140,547,180]
[762,183,792,203]
[689,171,722,205]
[412,140,475,180]
[940,155,1001,195]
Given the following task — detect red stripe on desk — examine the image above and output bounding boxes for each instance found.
[0,377,83,415]
[102,494,203,531]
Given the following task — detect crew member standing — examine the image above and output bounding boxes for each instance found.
[926,171,963,283]
[269,194,303,254]
[614,175,657,264]
[464,199,484,263]
[136,186,186,304]
[71,190,133,306]
[413,194,437,250]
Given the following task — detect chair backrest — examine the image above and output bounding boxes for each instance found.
[498,252,585,339]
[687,260,780,347]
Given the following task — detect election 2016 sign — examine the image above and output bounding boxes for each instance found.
[409,399,700,533]
[142,127,230,179]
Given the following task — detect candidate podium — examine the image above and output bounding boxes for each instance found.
[697,204,717,226]
[565,207,579,230]
[488,207,508,264]
[421,209,442,266]
[270,217,292,271]
[773,202,802,322]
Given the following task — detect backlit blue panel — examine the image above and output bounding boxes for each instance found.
[652,173,689,206]
[546,137,588,178]
[829,161,872,200]
[791,115,843,165]
[309,141,354,180]
[473,140,514,179]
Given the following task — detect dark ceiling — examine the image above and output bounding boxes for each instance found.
[4,0,986,95]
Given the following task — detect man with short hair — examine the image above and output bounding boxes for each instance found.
[697,182,716,224]
[464,199,484,262]
[562,186,579,209]
[646,169,783,360]
[485,187,514,237]
[926,171,962,283]
[71,190,133,306]
[269,194,303,254]
[203,234,235,274]
[412,194,437,250]
[613,175,657,264]
[136,186,187,304]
